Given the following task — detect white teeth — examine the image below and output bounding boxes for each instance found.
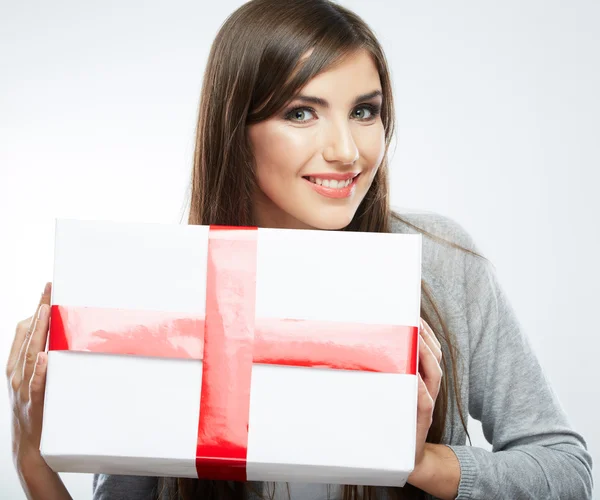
[307,176,356,188]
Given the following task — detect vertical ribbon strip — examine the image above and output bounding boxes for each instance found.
[195,226,258,481]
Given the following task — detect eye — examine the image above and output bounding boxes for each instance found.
[351,104,381,121]
[285,107,316,122]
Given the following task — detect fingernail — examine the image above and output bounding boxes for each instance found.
[37,304,48,320]
[44,282,51,295]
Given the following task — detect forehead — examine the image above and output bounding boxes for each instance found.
[298,49,381,101]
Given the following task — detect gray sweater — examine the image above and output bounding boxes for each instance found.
[91,211,593,499]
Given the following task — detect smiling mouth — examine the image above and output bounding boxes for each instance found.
[301,173,360,199]
[302,173,360,189]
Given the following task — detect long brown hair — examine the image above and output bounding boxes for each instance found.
[163,1,473,498]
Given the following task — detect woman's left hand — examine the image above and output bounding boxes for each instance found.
[414,317,443,468]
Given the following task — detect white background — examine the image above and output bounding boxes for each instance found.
[1,0,598,498]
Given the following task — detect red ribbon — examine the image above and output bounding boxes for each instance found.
[49,226,418,481]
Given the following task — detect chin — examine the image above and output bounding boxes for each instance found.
[297,208,358,231]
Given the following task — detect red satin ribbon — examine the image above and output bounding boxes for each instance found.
[48,310,417,373]
[49,226,418,481]
[195,226,257,481]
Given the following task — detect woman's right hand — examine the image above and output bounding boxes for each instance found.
[6,283,71,499]
[7,282,51,468]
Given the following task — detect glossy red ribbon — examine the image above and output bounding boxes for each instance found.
[49,226,418,481]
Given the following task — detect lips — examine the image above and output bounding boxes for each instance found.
[302,173,360,199]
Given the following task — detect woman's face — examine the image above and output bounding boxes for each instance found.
[248,49,386,230]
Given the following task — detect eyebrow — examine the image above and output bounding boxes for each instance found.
[293,90,383,108]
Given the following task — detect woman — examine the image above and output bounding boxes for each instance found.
[7,0,592,499]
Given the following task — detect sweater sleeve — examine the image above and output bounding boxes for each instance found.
[446,249,593,499]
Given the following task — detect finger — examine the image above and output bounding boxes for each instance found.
[420,318,442,362]
[419,326,442,365]
[416,373,434,445]
[31,282,52,326]
[418,335,443,400]
[6,317,34,380]
[8,283,52,380]
[29,352,48,408]
[37,282,52,312]
[21,304,50,391]
[420,318,441,349]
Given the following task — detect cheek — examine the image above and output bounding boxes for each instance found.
[355,123,386,170]
[250,123,317,183]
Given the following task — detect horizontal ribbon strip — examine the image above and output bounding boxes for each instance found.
[49,306,418,374]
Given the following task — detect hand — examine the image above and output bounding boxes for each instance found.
[6,283,52,469]
[6,283,72,500]
[414,317,443,468]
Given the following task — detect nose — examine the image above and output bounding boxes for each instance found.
[322,119,359,165]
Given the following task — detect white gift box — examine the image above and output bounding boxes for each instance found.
[40,219,422,487]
